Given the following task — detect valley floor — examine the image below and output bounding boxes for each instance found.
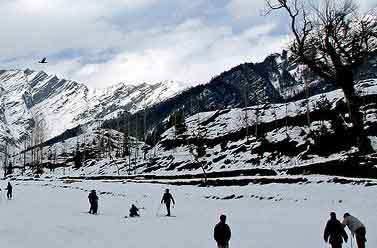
[0,178,376,248]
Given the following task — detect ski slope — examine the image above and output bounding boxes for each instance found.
[0,178,376,248]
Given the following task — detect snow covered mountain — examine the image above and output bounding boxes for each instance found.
[105,50,377,145]
[0,69,186,147]
[17,79,376,179]
[1,49,376,151]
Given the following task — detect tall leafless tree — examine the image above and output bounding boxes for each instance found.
[31,114,47,168]
[265,0,377,152]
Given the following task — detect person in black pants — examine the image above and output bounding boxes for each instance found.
[129,204,140,217]
[88,190,99,214]
[6,182,12,200]
[342,213,366,248]
[324,212,348,248]
[214,214,231,248]
[161,189,175,216]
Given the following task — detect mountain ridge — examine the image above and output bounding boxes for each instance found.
[0,69,186,148]
[2,49,376,150]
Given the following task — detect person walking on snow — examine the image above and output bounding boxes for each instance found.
[88,190,99,214]
[6,182,12,200]
[324,212,348,248]
[342,213,366,248]
[129,204,140,217]
[214,214,231,248]
[161,189,175,216]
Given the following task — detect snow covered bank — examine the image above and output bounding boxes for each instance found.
[0,179,376,248]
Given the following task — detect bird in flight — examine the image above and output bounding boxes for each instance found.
[38,57,47,64]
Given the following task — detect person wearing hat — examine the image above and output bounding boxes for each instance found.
[342,213,366,248]
[214,214,231,248]
[324,212,348,248]
[88,190,99,214]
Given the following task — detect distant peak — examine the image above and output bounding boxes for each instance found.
[24,68,35,75]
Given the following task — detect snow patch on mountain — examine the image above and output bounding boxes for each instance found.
[0,69,186,147]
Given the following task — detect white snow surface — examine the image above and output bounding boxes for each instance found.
[0,178,376,248]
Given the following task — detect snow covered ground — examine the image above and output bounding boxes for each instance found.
[0,178,376,248]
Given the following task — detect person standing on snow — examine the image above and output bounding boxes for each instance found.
[6,182,13,200]
[324,212,348,248]
[88,190,99,214]
[214,214,231,248]
[129,204,140,217]
[342,213,366,248]
[161,189,175,216]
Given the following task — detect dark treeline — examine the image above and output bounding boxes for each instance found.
[20,125,83,153]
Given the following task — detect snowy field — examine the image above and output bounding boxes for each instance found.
[0,178,376,248]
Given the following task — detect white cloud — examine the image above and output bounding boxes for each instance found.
[227,0,267,19]
[226,0,377,19]
[0,0,288,89]
[357,0,377,13]
[0,0,157,57]
[41,20,287,88]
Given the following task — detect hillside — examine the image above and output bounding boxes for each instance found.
[104,51,377,144]
[0,69,185,147]
[2,50,377,180]
[11,79,377,180]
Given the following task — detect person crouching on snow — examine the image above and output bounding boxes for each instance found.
[88,190,99,214]
[129,204,140,217]
[342,213,366,248]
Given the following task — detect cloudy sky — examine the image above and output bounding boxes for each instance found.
[0,0,375,88]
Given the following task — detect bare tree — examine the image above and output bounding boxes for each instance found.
[243,90,250,140]
[265,0,377,152]
[30,114,47,171]
[303,70,311,129]
[188,116,209,185]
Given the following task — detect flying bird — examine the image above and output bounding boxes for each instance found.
[38,57,47,64]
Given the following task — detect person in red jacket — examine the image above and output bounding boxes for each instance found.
[214,214,231,248]
[324,212,348,248]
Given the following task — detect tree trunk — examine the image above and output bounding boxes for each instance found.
[340,69,373,154]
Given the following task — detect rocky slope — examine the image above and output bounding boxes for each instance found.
[2,50,376,152]
[16,79,376,179]
[0,69,185,148]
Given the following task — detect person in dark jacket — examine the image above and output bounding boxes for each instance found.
[129,204,140,217]
[6,182,12,200]
[88,190,99,214]
[161,189,175,216]
[214,214,231,248]
[324,212,348,248]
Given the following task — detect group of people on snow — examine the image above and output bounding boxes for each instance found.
[87,188,175,217]
[87,188,367,248]
[324,212,366,248]
[86,187,232,247]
